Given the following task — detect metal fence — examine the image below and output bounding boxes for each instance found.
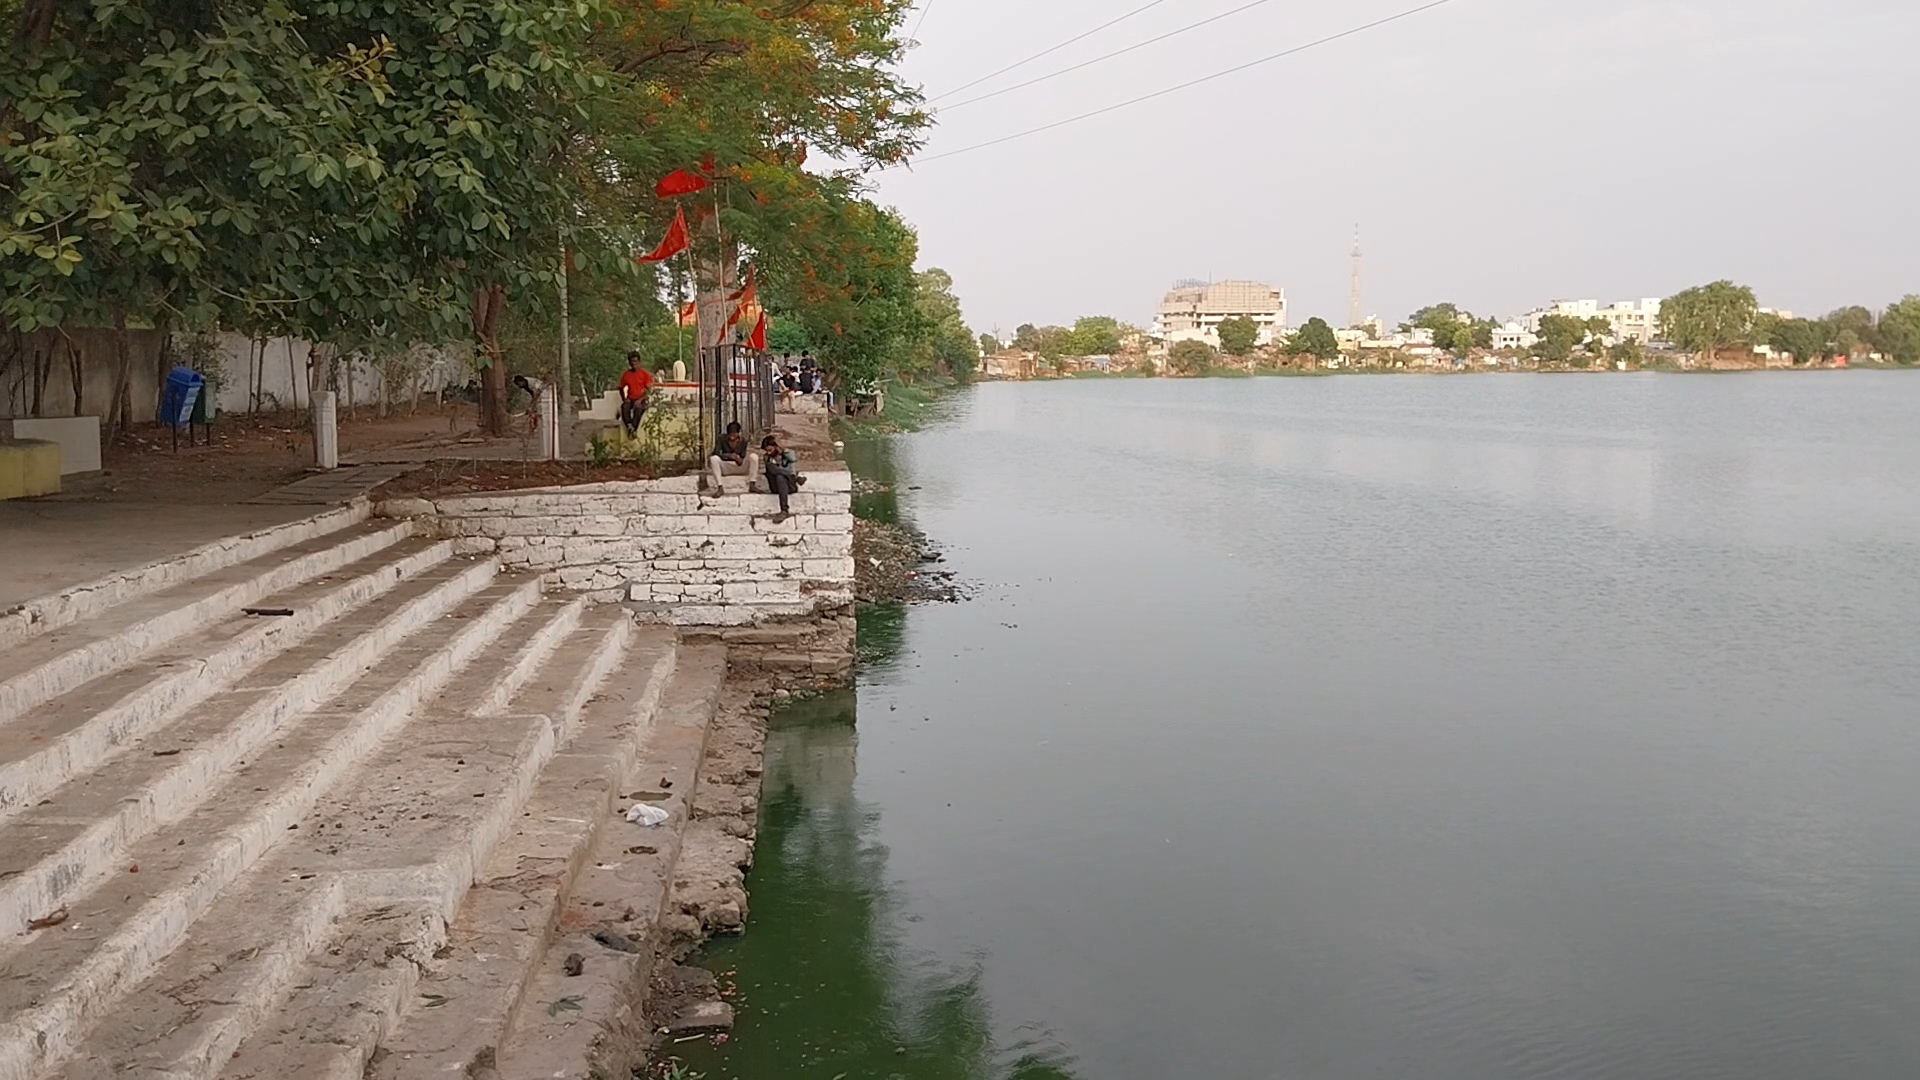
[697,343,775,457]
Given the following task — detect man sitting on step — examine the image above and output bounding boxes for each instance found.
[708,422,762,493]
[618,352,653,437]
[762,432,806,519]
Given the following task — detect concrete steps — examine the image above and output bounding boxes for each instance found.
[372,643,725,1080]
[0,507,733,1080]
[0,505,371,649]
[0,520,415,729]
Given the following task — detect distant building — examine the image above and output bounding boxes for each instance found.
[1153,280,1288,349]
[1492,321,1538,351]
[1522,298,1664,344]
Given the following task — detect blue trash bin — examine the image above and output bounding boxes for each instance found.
[162,367,206,449]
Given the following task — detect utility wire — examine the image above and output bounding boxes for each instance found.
[938,0,1282,112]
[930,0,1178,102]
[909,0,935,45]
[903,0,1458,166]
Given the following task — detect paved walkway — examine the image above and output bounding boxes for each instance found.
[243,463,417,505]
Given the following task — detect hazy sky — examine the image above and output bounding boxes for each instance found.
[873,0,1920,333]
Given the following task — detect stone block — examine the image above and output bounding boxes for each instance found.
[0,439,61,499]
[803,558,855,580]
[0,416,100,474]
[452,537,498,557]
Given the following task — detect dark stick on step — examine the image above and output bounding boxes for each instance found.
[243,607,295,617]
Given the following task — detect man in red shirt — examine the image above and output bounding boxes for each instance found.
[618,352,653,437]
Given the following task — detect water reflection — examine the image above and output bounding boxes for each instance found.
[679,683,1080,1080]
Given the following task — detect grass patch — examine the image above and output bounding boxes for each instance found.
[833,375,962,436]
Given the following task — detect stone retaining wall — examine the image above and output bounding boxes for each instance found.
[375,469,854,627]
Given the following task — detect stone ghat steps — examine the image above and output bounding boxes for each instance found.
[0,535,457,823]
[0,575,546,1080]
[33,611,688,1080]
[0,504,371,650]
[0,551,494,942]
[0,519,414,729]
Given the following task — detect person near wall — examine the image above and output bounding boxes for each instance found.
[761,432,806,519]
[708,421,760,492]
[618,352,653,437]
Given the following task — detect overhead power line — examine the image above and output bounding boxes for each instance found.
[909,0,935,44]
[903,0,1459,166]
[929,0,1178,102]
[938,0,1282,113]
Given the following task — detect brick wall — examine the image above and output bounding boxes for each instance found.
[376,469,853,626]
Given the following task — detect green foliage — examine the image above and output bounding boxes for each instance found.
[1,0,600,343]
[1533,313,1600,363]
[1167,339,1217,375]
[1879,296,1920,365]
[1284,317,1341,360]
[913,268,976,382]
[1825,305,1878,356]
[977,332,1000,357]
[1768,317,1832,365]
[1066,316,1122,357]
[1660,281,1758,356]
[1012,324,1040,351]
[1400,303,1463,334]
[1610,339,1645,367]
[1216,316,1260,357]
[1402,304,1495,354]
[766,318,812,357]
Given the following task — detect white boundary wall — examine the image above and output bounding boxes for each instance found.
[377,470,854,626]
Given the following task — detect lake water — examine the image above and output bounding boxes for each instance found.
[683,373,1920,1080]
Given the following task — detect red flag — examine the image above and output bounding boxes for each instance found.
[726,265,757,303]
[635,207,689,264]
[747,312,768,351]
[655,169,710,198]
[727,278,759,328]
[677,301,697,327]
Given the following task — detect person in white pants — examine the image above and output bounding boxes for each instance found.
[709,421,760,491]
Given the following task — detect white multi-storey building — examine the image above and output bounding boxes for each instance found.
[1522,298,1665,344]
[1154,280,1288,348]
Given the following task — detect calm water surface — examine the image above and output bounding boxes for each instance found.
[685,374,1920,1080]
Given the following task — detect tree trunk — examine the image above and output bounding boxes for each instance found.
[108,308,134,441]
[471,284,509,436]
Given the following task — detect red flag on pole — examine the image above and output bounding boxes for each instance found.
[635,207,689,264]
[655,169,710,198]
[726,265,757,303]
[727,278,759,328]
[747,312,768,352]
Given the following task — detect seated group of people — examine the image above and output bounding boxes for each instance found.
[777,353,828,402]
[710,421,805,519]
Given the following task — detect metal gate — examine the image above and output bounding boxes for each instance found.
[697,343,775,457]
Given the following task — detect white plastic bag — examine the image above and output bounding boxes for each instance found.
[624,803,670,827]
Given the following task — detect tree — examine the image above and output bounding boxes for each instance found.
[1400,303,1463,334]
[1610,339,1645,367]
[1826,305,1878,356]
[1769,318,1832,365]
[912,268,976,381]
[1167,339,1216,375]
[1879,297,1920,365]
[1013,324,1040,351]
[1660,281,1758,361]
[978,332,1000,357]
[1216,316,1260,357]
[1066,316,1122,357]
[1533,314,1590,363]
[1284,317,1340,361]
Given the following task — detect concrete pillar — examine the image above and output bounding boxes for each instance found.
[313,391,338,469]
[533,387,560,461]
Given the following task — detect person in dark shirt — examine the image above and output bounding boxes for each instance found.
[709,421,757,491]
[762,433,806,518]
